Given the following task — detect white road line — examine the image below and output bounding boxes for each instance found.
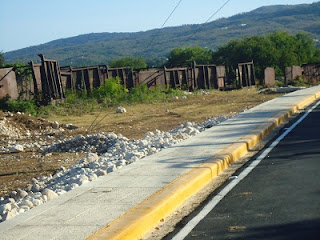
[171,100,320,240]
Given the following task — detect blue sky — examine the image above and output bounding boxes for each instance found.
[1,0,317,52]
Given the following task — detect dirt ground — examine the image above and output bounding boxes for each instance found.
[0,88,282,197]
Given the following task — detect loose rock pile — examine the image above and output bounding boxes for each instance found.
[0,118,21,139]
[0,111,79,154]
[116,106,127,113]
[0,116,228,223]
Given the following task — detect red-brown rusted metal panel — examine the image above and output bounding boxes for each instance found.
[30,61,42,95]
[264,67,276,87]
[0,67,19,99]
[216,65,226,88]
[302,63,320,84]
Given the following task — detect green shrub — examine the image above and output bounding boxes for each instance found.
[93,77,128,104]
[0,78,187,117]
[64,90,79,104]
[275,79,285,87]
[128,84,163,103]
[164,87,185,97]
[127,84,186,103]
[0,97,38,115]
[0,95,10,110]
[287,76,307,87]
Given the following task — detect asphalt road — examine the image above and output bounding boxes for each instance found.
[168,101,320,240]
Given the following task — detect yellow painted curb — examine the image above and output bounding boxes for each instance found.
[87,91,320,240]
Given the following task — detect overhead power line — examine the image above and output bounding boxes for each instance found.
[204,0,232,25]
[88,2,184,133]
[144,0,183,52]
[160,0,184,29]
[187,0,232,41]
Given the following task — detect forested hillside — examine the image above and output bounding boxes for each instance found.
[3,2,320,67]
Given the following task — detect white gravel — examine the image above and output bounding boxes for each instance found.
[0,116,229,223]
[0,118,21,139]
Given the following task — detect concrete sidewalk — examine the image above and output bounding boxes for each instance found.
[1,86,320,240]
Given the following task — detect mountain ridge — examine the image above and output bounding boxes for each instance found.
[4,2,320,67]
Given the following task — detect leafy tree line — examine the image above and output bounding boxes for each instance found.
[165,46,212,67]
[211,32,320,79]
[110,32,320,80]
[2,32,319,80]
[109,56,147,69]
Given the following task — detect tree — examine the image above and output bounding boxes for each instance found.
[311,48,320,62]
[212,35,277,79]
[110,56,147,69]
[146,57,167,67]
[0,52,5,67]
[166,46,212,67]
[212,32,318,79]
[293,33,317,63]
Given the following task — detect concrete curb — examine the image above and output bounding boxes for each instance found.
[87,91,320,240]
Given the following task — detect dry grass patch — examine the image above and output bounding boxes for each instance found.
[46,88,282,139]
